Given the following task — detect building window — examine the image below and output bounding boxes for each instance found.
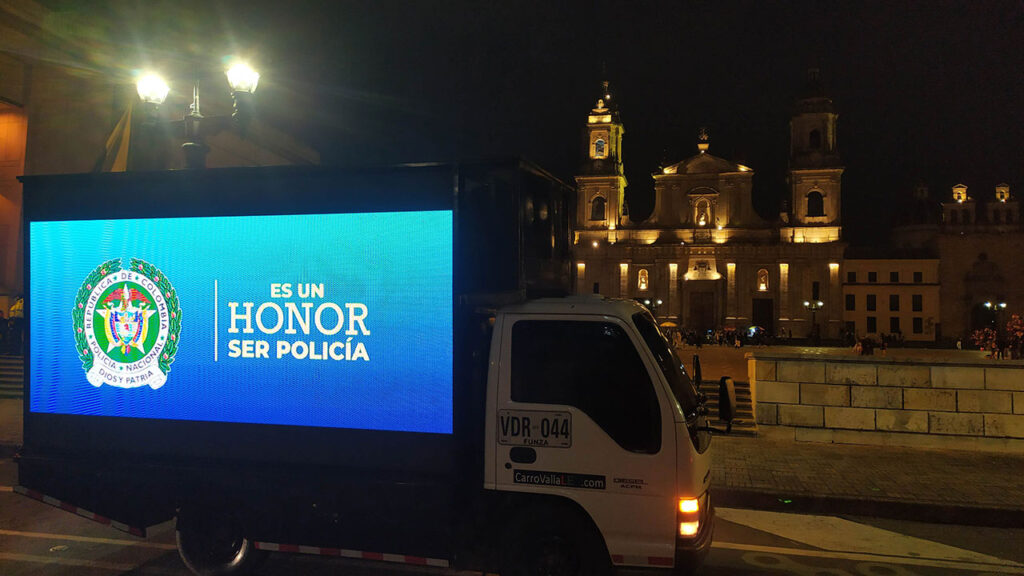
[757,268,769,292]
[867,294,876,311]
[890,317,901,333]
[812,281,820,301]
[590,196,606,221]
[638,268,649,291]
[912,294,922,312]
[867,316,877,333]
[913,271,923,283]
[868,271,877,283]
[889,294,900,311]
[847,271,857,283]
[890,271,899,283]
[994,210,1003,224]
[594,138,606,158]
[809,129,822,149]
[949,210,959,224]
[845,294,855,311]
[807,191,825,217]
[593,282,600,294]
[913,317,923,334]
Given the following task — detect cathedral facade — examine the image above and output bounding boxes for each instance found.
[574,73,846,340]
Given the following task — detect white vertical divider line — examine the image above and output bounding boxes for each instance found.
[214,280,218,361]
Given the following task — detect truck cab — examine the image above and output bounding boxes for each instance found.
[486,295,717,573]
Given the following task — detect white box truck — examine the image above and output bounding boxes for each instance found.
[17,160,732,575]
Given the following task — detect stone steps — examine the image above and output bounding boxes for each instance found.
[699,380,757,436]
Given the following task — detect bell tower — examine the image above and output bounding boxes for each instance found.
[576,80,627,234]
[787,68,844,234]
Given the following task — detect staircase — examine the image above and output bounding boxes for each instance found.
[699,379,757,436]
[0,355,23,400]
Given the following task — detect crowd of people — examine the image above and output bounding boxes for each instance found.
[663,326,772,350]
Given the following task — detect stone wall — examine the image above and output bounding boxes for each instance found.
[749,352,1024,452]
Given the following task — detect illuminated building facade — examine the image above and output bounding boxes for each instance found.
[894,182,1023,342]
[575,70,846,339]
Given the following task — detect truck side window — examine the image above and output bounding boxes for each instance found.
[511,320,661,453]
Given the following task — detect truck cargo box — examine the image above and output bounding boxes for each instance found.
[20,159,574,481]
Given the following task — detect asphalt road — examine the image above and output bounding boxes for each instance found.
[2,460,1022,576]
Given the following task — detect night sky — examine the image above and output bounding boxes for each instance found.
[68,1,1024,245]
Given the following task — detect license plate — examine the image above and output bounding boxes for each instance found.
[498,410,571,448]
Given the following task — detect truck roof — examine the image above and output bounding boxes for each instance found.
[504,295,649,319]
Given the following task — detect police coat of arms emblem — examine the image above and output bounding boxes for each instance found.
[72,258,182,389]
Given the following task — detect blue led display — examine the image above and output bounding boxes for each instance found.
[29,211,454,434]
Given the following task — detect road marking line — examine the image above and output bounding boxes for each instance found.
[0,528,176,550]
[712,542,1024,574]
[716,506,1021,566]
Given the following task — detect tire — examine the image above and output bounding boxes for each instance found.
[175,507,264,576]
[502,507,612,576]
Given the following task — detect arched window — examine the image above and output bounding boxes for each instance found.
[757,269,769,292]
[806,191,825,217]
[809,129,821,149]
[637,269,649,291]
[590,196,606,221]
[594,138,606,158]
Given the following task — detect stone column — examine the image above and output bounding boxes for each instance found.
[779,263,790,320]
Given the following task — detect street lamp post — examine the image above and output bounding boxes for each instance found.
[804,300,823,345]
[985,300,1007,358]
[135,61,260,170]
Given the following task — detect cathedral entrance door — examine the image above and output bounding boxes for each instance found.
[752,298,774,336]
[689,292,716,335]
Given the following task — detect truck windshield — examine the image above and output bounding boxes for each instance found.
[632,312,700,416]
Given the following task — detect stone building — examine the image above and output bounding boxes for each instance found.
[894,182,1023,342]
[574,71,846,340]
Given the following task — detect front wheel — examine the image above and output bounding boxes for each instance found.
[502,508,612,576]
[175,507,263,576]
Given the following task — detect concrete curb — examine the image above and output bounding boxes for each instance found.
[713,487,1024,528]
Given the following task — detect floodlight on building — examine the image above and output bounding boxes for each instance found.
[592,241,599,248]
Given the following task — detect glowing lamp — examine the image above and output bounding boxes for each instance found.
[680,521,700,536]
[226,62,260,94]
[136,73,170,105]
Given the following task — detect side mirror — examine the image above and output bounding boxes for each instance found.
[692,354,702,386]
[718,377,737,433]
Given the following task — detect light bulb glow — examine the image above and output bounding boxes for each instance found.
[226,62,260,94]
[136,73,170,105]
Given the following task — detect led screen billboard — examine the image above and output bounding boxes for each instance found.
[29,211,453,434]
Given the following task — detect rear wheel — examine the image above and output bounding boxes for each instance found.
[175,507,263,576]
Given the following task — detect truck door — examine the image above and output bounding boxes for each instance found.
[492,315,678,565]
